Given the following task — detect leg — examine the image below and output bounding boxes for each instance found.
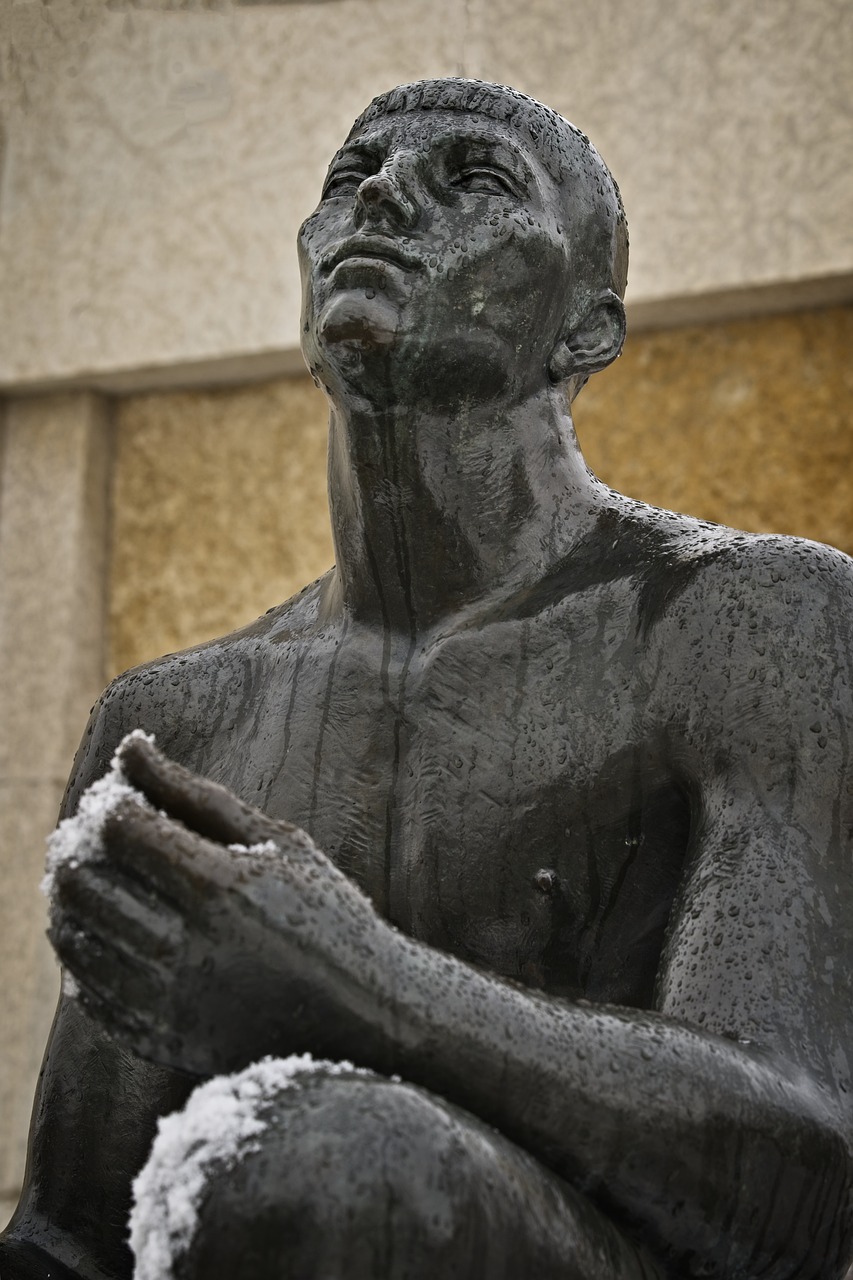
[0,1238,81,1280]
[133,1063,665,1280]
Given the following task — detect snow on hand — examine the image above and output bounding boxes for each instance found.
[41,729,156,905]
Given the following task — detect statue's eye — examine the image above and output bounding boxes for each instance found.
[452,167,517,196]
[322,169,370,199]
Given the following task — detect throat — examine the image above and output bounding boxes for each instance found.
[323,387,600,634]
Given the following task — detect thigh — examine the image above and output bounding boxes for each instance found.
[133,1061,667,1280]
[0,1239,83,1280]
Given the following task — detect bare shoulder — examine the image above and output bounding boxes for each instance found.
[625,508,853,796]
[644,515,853,673]
[688,525,853,617]
[61,573,331,817]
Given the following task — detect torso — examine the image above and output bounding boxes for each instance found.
[164,548,703,1009]
[85,503,851,1015]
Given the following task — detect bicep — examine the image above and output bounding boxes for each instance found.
[651,547,853,1096]
[657,774,853,1099]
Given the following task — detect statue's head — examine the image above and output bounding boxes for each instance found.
[299,78,628,403]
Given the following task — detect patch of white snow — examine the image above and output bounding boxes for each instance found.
[129,1054,369,1280]
[61,970,81,999]
[41,729,156,903]
[227,839,282,858]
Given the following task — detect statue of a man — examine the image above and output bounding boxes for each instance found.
[2,79,852,1279]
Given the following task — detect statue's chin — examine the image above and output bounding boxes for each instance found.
[318,291,400,351]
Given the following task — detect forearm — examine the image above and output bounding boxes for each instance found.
[367,928,851,1274]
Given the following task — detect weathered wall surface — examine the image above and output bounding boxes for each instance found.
[2,0,851,390]
[109,304,853,675]
[110,376,333,675]
[0,394,110,1228]
[577,305,853,554]
[0,0,469,388]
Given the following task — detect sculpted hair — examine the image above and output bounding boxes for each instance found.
[347,77,629,302]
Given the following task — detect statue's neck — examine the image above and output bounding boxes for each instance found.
[323,382,600,636]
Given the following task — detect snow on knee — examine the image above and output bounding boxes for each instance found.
[41,729,156,904]
[129,1054,369,1280]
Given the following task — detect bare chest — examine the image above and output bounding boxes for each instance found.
[226,615,690,1006]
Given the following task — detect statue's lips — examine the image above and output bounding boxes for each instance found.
[323,238,421,274]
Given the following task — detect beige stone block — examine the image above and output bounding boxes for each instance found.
[110,375,334,675]
[0,781,63,1228]
[0,391,110,1222]
[468,0,853,307]
[0,393,110,779]
[576,305,853,555]
[0,0,468,387]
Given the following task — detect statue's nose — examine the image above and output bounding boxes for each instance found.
[355,153,418,230]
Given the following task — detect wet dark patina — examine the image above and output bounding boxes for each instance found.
[2,79,852,1279]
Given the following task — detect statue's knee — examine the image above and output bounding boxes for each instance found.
[247,1071,483,1241]
[131,1060,484,1280]
[257,1072,553,1271]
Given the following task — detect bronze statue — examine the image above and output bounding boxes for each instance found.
[2,79,852,1279]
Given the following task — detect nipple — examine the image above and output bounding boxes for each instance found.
[533,868,559,895]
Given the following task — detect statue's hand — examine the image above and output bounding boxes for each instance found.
[48,736,390,1077]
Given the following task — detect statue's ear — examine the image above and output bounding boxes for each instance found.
[548,291,626,384]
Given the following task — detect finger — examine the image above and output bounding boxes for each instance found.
[68,972,147,1041]
[50,913,165,1017]
[55,861,183,960]
[61,963,182,1071]
[118,735,288,847]
[102,798,230,911]
[71,971,212,1077]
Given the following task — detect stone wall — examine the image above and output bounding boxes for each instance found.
[0,395,110,1225]
[110,377,333,676]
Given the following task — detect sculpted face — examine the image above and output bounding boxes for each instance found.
[298,109,582,401]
